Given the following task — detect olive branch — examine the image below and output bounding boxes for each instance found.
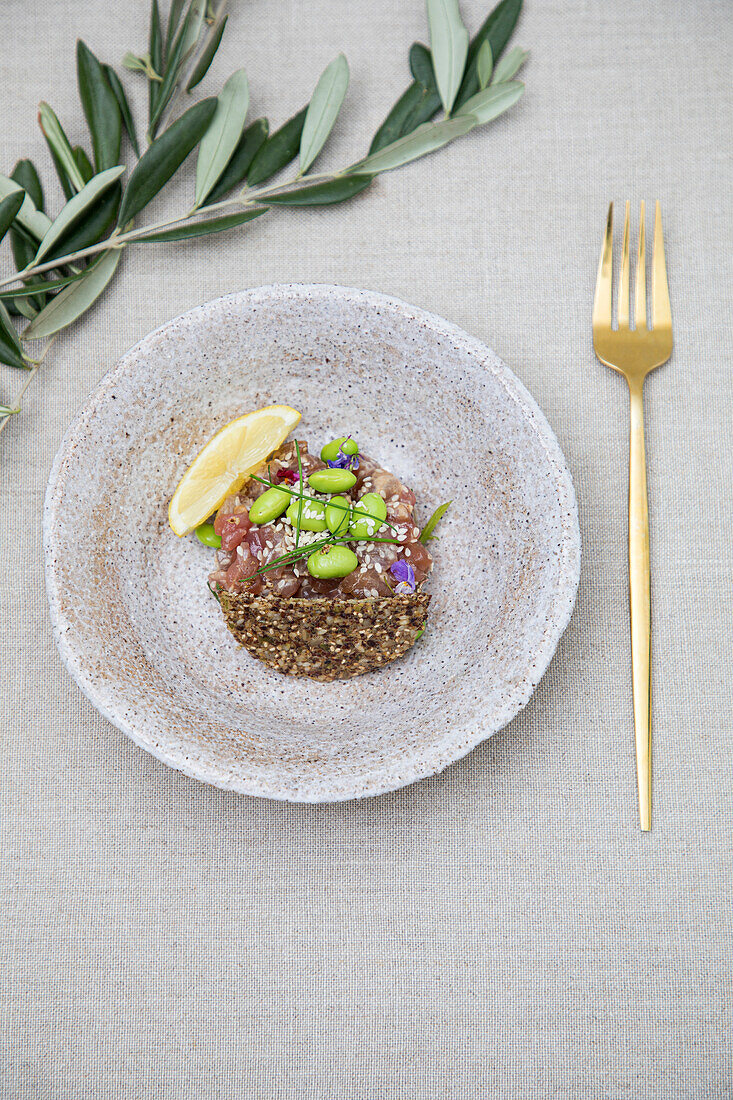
[0,0,527,439]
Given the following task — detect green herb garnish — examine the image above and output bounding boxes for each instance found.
[419,500,451,543]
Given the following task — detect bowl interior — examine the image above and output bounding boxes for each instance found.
[45,285,579,800]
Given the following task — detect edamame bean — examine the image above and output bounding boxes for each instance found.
[307,544,358,579]
[349,492,387,539]
[326,495,351,535]
[248,487,290,525]
[195,522,221,548]
[307,468,357,493]
[286,499,328,532]
[320,436,359,463]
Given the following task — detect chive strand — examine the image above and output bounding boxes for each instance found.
[294,442,304,550]
[248,472,399,533]
[238,533,401,583]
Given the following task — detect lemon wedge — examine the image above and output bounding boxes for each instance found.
[168,404,301,536]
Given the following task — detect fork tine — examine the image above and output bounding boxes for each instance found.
[593,202,613,329]
[635,200,646,329]
[652,201,671,330]
[618,200,631,328]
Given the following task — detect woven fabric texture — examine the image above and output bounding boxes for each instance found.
[1,1,731,1096]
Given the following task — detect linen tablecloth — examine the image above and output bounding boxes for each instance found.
[2,1,731,1096]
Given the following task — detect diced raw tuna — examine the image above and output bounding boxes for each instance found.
[215,510,252,553]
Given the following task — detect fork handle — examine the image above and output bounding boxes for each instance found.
[628,380,652,830]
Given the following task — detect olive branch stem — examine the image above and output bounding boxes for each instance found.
[0,0,527,437]
[0,171,361,293]
[0,337,56,440]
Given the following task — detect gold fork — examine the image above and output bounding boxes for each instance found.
[593,201,673,832]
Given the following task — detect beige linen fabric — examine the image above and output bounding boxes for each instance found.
[1,1,731,1096]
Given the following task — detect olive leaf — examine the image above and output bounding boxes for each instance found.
[373,0,520,146]
[6,237,44,315]
[77,40,122,171]
[104,65,140,156]
[118,97,217,225]
[14,298,38,322]
[44,185,121,262]
[369,82,440,154]
[38,103,86,193]
[148,0,164,120]
[0,191,25,246]
[186,13,228,91]
[490,45,528,83]
[8,164,48,313]
[10,160,44,210]
[166,0,187,51]
[50,151,75,201]
[0,175,52,241]
[202,118,268,205]
[353,115,476,174]
[476,40,493,88]
[0,344,28,371]
[194,69,249,207]
[135,207,265,241]
[420,500,451,542]
[409,43,436,89]
[0,272,83,299]
[247,106,308,186]
[426,0,469,115]
[149,1,206,136]
[33,166,125,264]
[73,147,94,184]
[454,0,522,109]
[0,300,28,368]
[454,79,523,124]
[299,54,350,174]
[264,175,373,206]
[23,248,122,340]
[178,0,207,62]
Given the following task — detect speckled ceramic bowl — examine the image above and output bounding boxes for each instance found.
[44,284,580,802]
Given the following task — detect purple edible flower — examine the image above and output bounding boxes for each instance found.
[326,437,359,471]
[390,559,416,594]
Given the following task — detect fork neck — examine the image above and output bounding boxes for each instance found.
[626,373,646,400]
